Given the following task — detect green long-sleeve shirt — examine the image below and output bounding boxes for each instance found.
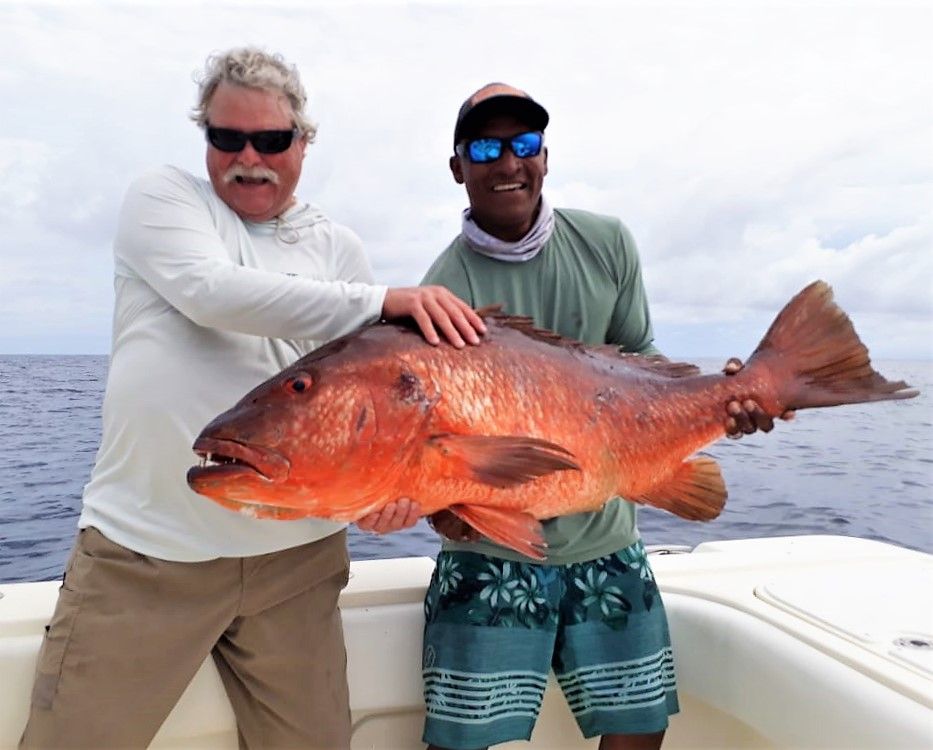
[421,207,659,564]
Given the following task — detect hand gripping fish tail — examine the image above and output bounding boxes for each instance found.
[186,280,918,560]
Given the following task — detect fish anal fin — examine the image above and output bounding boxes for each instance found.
[427,434,580,488]
[448,504,546,560]
[635,456,726,521]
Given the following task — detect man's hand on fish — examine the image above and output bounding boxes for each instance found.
[382,286,486,348]
[355,497,422,534]
[722,357,796,437]
[428,510,482,542]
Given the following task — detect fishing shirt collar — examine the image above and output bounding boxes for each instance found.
[461,195,555,263]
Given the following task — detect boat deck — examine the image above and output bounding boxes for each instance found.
[1,535,930,749]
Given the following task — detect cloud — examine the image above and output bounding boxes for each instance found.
[0,0,930,357]
[0,138,52,213]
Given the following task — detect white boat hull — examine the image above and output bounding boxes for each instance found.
[1,535,931,749]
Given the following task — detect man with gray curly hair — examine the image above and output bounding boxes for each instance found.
[19,46,482,750]
[191,47,319,141]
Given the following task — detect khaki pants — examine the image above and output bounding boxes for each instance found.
[20,527,352,750]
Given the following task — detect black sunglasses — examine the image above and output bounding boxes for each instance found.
[455,132,544,164]
[205,126,300,154]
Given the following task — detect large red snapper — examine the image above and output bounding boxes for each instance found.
[187,281,917,559]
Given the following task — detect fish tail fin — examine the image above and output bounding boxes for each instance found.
[635,456,726,521]
[448,504,546,560]
[745,281,918,411]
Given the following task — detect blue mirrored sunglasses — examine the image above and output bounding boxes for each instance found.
[455,132,544,164]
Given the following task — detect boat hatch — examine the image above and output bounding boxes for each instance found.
[755,564,933,677]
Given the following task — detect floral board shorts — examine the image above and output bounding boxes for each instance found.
[422,540,679,748]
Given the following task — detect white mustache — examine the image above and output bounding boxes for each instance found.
[223,165,280,185]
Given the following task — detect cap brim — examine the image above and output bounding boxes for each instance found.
[454,95,549,145]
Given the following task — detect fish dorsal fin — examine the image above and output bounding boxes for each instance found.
[634,456,726,520]
[483,310,569,346]
[426,434,580,487]
[447,504,546,560]
[477,307,700,378]
[609,353,701,378]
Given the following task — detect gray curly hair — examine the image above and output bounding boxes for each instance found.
[190,47,317,142]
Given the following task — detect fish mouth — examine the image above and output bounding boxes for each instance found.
[188,437,290,488]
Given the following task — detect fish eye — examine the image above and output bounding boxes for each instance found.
[285,374,313,394]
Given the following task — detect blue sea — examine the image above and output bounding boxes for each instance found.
[1,355,930,584]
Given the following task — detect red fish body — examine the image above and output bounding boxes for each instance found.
[187,281,917,558]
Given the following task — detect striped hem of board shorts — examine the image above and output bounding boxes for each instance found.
[423,667,548,724]
[556,646,676,717]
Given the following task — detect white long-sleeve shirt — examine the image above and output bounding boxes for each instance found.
[79,165,387,560]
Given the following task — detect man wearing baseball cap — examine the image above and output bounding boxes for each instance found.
[419,83,783,750]
[420,80,678,750]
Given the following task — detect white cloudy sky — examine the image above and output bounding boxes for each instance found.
[2,0,931,359]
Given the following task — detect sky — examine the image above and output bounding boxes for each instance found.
[1,0,931,359]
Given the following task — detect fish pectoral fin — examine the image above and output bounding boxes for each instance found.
[635,456,726,521]
[427,434,580,488]
[448,504,546,561]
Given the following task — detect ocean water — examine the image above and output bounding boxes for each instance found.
[0,355,930,584]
